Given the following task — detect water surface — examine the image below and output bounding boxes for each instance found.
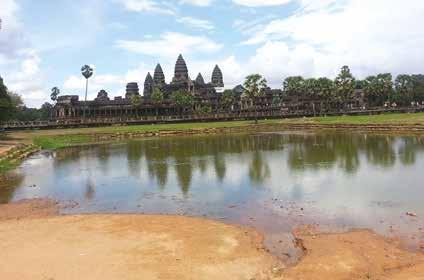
[2,131,424,260]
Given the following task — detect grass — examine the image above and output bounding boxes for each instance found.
[5,112,424,150]
[285,112,424,124]
[0,158,19,173]
[33,135,92,149]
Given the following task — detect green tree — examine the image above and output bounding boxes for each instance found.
[243,74,267,124]
[172,90,194,116]
[334,66,356,109]
[411,75,424,103]
[131,95,142,117]
[40,102,53,120]
[151,87,164,116]
[363,73,393,107]
[394,74,414,105]
[316,77,335,111]
[0,76,13,122]
[221,89,234,113]
[283,76,305,98]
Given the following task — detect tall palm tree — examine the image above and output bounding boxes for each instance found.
[81,65,94,118]
[51,87,60,102]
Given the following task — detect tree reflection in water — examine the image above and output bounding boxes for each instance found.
[46,132,424,196]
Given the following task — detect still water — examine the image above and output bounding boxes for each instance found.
[2,131,424,259]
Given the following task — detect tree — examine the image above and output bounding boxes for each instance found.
[81,65,94,117]
[334,66,356,109]
[151,87,164,116]
[171,90,194,116]
[131,95,142,117]
[283,76,305,98]
[394,74,414,105]
[316,77,335,111]
[51,87,60,102]
[363,73,393,107]
[40,102,53,120]
[0,76,13,122]
[221,89,234,113]
[243,74,267,124]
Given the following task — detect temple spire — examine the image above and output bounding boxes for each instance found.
[153,64,165,86]
[211,65,224,87]
[173,54,189,83]
[144,72,153,97]
[195,73,205,85]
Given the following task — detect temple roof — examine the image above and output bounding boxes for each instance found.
[174,54,189,81]
[195,73,205,85]
[153,64,165,85]
[211,65,224,87]
[145,72,153,84]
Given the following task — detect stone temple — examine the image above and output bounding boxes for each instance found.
[54,54,228,118]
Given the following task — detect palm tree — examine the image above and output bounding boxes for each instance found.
[51,87,60,102]
[81,65,94,117]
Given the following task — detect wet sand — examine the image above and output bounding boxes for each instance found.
[0,199,423,279]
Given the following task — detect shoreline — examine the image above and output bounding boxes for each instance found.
[0,199,423,279]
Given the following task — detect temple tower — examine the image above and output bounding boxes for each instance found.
[153,64,165,87]
[125,82,139,99]
[195,73,205,85]
[144,72,153,98]
[172,54,189,83]
[211,65,224,87]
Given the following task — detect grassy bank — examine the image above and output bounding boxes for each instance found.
[6,112,424,150]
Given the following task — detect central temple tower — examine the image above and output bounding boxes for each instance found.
[172,54,189,83]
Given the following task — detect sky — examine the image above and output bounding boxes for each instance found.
[0,0,423,107]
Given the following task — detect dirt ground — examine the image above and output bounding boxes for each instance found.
[0,199,423,280]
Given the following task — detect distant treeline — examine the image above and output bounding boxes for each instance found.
[0,76,52,122]
[281,66,424,107]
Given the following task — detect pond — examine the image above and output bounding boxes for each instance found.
[2,131,424,261]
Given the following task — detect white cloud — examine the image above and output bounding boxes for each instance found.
[232,0,291,7]
[179,0,213,6]
[115,32,223,59]
[116,0,175,15]
[240,0,424,80]
[177,17,214,30]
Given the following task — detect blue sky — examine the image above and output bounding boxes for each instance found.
[0,0,423,107]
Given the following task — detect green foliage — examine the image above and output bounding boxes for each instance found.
[316,77,335,102]
[334,66,356,104]
[151,87,164,104]
[304,78,319,99]
[172,90,194,109]
[195,104,212,115]
[363,73,393,106]
[394,75,414,105]
[283,76,305,98]
[0,76,14,122]
[221,89,234,111]
[243,74,267,104]
[131,94,142,107]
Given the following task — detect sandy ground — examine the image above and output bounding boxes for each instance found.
[0,199,424,280]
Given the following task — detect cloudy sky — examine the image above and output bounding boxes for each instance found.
[0,0,423,107]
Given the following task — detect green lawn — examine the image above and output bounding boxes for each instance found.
[288,112,424,124]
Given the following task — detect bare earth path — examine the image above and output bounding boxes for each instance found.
[0,200,423,279]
